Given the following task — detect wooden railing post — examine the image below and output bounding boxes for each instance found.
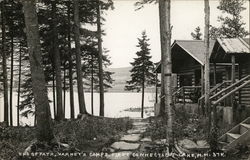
[183,87,185,105]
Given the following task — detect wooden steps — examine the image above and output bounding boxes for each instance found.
[218,117,250,151]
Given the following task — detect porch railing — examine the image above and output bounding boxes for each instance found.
[173,86,201,104]
[198,80,231,107]
[211,75,250,106]
[198,75,250,108]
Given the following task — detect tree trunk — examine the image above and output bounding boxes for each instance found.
[22,0,54,142]
[204,0,217,151]
[52,69,56,119]
[1,0,8,126]
[63,61,66,117]
[141,80,145,118]
[204,0,211,129]
[67,2,75,119]
[158,1,165,116]
[52,1,63,121]
[17,42,22,126]
[9,34,14,126]
[73,0,87,114]
[91,53,94,115]
[159,0,174,151]
[97,1,105,117]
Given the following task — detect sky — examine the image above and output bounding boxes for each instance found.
[102,0,250,68]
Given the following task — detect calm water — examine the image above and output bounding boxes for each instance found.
[0,92,155,126]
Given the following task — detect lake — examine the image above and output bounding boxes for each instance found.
[0,92,155,126]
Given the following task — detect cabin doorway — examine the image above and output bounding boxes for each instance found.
[179,74,192,87]
[195,69,201,86]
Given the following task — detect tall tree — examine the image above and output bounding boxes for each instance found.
[204,0,210,126]
[191,26,202,40]
[1,0,9,126]
[204,0,218,151]
[73,0,87,115]
[17,42,23,126]
[67,2,75,119]
[159,0,174,151]
[22,0,54,142]
[9,22,14,126]
[51,0,64,121]
[97,0,105,117]
[125,31,155,118]
[210,0,249,39]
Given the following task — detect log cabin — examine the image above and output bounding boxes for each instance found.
[154,38,250,124]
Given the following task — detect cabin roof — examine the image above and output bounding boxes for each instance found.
[173,40,215,65]
[215,38,250,54]
[154,40,215,73]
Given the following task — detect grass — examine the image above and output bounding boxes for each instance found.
[0,116,133,160]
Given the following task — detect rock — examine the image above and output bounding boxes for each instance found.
[131,118,143,122]
[140,137,152,142]
[139,143,154,152]
[102,147,115,153]
[133,122,149,127]
[178,139,198,150]
[155,139,166,145]
[106,151,132,160]
[127,128,146,134]
[196,140,209,148]
[111,141,140,151]
[121,134,141,142]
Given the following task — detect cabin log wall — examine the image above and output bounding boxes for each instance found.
[240,59,250,107]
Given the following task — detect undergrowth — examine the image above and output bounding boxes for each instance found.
[0,116,133,160]
[144,107,208,141]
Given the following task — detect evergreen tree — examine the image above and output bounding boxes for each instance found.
[210,0,249,39]
[19,0,114,119]
[191,26,202,40]
[1,0,9,125]
[22,0,54,142]
[125,31,155,118]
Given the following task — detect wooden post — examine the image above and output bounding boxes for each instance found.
[213,63,217,85]
[181,87,185,105]
[201,66,204,95]
[231,55,236,83]
[155,73,158,104]
[201,65,205,115]
[231,55,236,121]
[238,64,241,105]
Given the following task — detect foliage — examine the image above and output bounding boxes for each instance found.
[17,0,114,117]
[134,0,157,10]
[210,0,249,39]
[144,106,208,141]
[0,117,132,160]
[54,116,132,150]
[191,26,202,40]
[125,31,156,92]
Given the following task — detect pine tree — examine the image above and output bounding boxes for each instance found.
[191,26,202,40]
[1,0,9,126]
[125,31,155,118]
[22,0,54,142]
[73,0,87,115]
[97,0,105,117]
[210,0,249,39]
